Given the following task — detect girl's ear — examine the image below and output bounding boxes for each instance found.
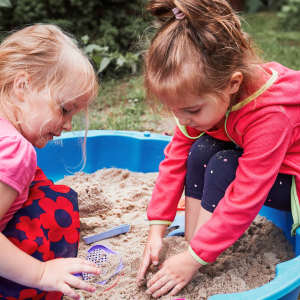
[226,72,243,95]
[13,72,31,102]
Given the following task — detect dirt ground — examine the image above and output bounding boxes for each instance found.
[59,168,294,300]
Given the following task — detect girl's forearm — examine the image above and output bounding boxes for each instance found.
[0,232,44,288]
[149,224,168,238]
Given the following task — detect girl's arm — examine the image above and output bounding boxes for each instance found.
[137,125,200,283]
[147,125,200,224]
[0,181,100,299]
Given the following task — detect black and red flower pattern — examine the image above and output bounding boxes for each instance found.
[39,196,80,244]
[16,216,44,240]
[0,167,79,300]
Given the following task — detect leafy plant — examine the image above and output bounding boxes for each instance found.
[244,0,285,13]
[82,35,140,75]
[278,0,300,31]
[0,0,11,8]
[0,0,148,52]
[244,0,266,13]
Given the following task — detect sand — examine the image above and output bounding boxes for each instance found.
[66,179,113,218]
[58,168,295,300]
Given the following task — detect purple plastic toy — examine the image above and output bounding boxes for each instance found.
[76,244,124,285]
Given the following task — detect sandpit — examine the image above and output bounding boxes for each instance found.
[58,168,295,300]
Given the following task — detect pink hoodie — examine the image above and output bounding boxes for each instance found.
[147,62,300,263]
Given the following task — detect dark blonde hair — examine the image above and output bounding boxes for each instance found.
[144,0,263,112]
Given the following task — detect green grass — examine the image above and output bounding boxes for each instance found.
[72,76,163,133]
[72,12,300,133]
[243,12,300,71]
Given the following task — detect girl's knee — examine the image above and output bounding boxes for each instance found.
[206,150,242,181]
[202,150,243,208]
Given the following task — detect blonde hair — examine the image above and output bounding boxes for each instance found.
[0,24,99,167]
[144,0,263,113]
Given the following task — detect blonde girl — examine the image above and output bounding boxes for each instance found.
[0,25,100,300]
[137,0,300,298]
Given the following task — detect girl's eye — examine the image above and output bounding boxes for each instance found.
[61,106,68,115]
[188,109,200,114]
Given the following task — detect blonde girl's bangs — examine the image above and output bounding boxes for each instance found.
[0,24,98,111]
[30,37,99,109]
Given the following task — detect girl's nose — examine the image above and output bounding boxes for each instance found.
[173,111,191,126]
[177,114,191,126]
[62,116,72,131]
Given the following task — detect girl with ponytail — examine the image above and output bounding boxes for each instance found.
[137,0,300,297]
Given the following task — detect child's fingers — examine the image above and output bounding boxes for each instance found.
[152,280,177,298]
[146,275,171,296]
[67,258,98,268]
[137,255,151,282]
[66,274,96,293]
[147,267,165,288]
[168,282,187,297]
[58,282,81,300]
[68,264,101,275]
[150,245,161,265]
[136,261,144,282]
[139,253,152,278]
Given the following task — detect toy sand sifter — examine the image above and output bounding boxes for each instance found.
[36,130,300,300]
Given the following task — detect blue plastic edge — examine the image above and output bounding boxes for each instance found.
[35,130,172,182]
[209,250,300,300]
[50,130,172,140]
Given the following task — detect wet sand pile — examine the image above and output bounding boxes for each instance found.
[58,168,294,300]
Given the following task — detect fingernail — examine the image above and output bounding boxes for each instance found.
[146,290,151,294]
[92,287,96,292]
[153,261,158,265]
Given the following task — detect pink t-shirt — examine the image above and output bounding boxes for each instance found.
[0,117,37,231]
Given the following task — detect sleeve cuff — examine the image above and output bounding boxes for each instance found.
[188,246,209,265]
[149,220,172,226]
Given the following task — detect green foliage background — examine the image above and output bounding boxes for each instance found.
[0,0,148,52]
[244,0,300,31]
[244,0,284,13]
[278,0,300,31]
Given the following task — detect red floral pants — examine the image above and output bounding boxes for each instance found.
[0,167,80,300]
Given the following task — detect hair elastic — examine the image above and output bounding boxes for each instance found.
[172,7,185,20]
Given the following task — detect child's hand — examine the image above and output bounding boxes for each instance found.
[146,251,202,298]
[38,258,101,300]
[136,224,168,284]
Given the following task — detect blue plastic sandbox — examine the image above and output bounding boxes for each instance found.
[36,130,300,300]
